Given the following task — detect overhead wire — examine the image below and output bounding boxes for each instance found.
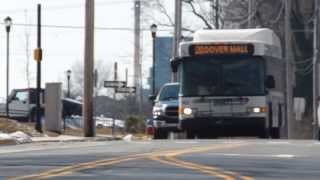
[0,0,153,14]
[0,22,172,32]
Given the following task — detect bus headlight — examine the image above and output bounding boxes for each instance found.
[248,107,268,113]
[183,108,193,115]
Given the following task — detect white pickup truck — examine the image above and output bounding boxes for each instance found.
[0,88,81,122]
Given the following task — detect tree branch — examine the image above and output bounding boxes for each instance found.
[184,0,213,29]
[155,0,174,25]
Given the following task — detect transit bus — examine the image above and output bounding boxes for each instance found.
[171,29,286,138]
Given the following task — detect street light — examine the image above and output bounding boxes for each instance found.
[150,24,157,95]
[66,70,72,98]
[4,16,12,117]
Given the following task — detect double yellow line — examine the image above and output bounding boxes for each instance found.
[10,143,253,180]
[9,155,144,180]
[150,144,254,180]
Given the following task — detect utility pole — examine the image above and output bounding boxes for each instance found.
[133,0,142,114]
[285,0,294,139]
[215,0,220,29]
[248,0,255,28]
[313,0,320,139]
[125,68,128,84]
[94,69,98,97]
[172,0,182,82]
[84,0,95,137]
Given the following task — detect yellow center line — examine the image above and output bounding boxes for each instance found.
[10,142,253,180]
[9,155,144,180]
[150,156,234,180]
[165,156,253,180]
[149,143,254,180]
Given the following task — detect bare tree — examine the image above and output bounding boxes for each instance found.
[69,59,113,98]
[142,0,227,33]
[23,9,32,88]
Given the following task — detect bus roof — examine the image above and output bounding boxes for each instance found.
[178,28,282,59]
[193,28,281,48]
[163,82,179,87]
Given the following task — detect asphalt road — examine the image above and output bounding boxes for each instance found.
[1,139,320,180]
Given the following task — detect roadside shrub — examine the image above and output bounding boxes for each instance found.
[125,116,145,133]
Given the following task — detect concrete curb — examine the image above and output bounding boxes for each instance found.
[30,136,123,143]
[0,135,126,145]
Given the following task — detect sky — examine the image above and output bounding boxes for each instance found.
[0,0,175,99]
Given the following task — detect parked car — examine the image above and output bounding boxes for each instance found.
[0,88,82,122]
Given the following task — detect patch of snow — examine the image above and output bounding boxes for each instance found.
[123,134,133,141]
[0,133,13,141]
[9,131,32,144]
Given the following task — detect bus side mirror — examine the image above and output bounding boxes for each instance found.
[170,57,179,73]
[266,75,275,89]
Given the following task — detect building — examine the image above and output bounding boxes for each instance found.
[148,37,173,94]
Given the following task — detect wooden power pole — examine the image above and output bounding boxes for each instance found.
[134,0,142,114]
[215,0,220,29]
[172,0,182,82]
[248,0,256,28]
[84,0,95,137]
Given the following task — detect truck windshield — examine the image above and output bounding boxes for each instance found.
[158,84,179,101]
[181,56,265,96]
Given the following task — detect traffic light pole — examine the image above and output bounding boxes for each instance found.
[35,4,43,133]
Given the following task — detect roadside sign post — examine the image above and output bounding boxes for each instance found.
[115,87,136,94]
[104,81,126,88]
[112,62,117,137]
[103,76,136,137]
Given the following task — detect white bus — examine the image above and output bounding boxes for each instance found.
[172,28,286,138]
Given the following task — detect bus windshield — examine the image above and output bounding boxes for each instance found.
[181,56,265,96]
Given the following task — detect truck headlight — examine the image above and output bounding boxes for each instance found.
[153,106,163,117]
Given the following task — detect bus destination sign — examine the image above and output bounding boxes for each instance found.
[189,43,254,56]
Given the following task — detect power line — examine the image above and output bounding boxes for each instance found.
[1,22,172,32]
[0,0,153,14]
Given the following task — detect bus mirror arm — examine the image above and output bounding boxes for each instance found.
[170,57,180,73]
[266,75,276,89]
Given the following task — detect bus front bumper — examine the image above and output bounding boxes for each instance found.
[180,117,266,136]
